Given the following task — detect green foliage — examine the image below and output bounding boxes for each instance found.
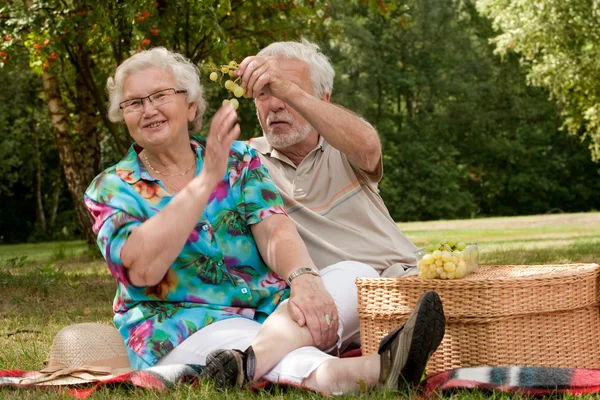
[476,0,600,161]
[323,0,600,221]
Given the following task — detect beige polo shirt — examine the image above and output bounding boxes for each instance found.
[248,136,417,277]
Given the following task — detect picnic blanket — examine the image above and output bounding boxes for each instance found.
[4,364,600,397]
[424,366,600,395]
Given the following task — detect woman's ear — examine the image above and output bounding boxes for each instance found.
[187,101,198,122]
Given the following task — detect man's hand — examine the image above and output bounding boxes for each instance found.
[234,56,293,100]
[287,274,339,350]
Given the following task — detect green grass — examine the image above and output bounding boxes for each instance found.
[0,212,599,399]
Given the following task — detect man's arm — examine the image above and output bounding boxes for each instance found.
[235,56,381,174]
[287,87,381,174]
[250,214,339,349]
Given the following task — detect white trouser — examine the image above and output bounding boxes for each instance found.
[155,261,379,385]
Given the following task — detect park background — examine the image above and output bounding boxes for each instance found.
[1,1,600,398]
[1,0,600,245]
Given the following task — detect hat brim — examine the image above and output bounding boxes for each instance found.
[19,368,132,386]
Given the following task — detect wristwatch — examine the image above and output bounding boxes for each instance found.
[286,267,320,285]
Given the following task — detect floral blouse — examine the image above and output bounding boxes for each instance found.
[84,137,289,369]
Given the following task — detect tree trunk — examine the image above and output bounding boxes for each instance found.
[75,47,102,185]
[41,71,96,245]
[49,172,61,227]
[33,128,47,233]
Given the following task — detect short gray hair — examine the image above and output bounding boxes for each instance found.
[106,47,206,132]
[257,39,334,98]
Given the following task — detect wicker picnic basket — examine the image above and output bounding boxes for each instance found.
[357,263,600,376]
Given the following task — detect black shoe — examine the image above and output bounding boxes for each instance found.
[201,346,256,388]
[378,290,445,390]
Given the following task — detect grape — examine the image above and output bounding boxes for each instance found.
[419,237,473,279]
[421,254,434,265]
[443,262,456,272]
[233,85,245,98]
[207,59,248,110]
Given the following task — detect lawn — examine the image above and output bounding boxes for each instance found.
[0,212,598,399]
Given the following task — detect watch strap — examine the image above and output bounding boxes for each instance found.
[286,267,319,285]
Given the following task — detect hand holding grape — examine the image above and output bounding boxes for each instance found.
[233,56,293,100]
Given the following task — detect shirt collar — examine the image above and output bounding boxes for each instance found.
[247,135,325,166]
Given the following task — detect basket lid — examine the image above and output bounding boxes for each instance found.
[357,264,600,319]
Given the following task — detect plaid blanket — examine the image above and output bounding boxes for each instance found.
[4,365,600,397]
[425,366,600,395]
[0,364,205,398]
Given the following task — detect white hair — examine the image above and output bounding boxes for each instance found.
[257,39,334,98]
[106,47,206,132]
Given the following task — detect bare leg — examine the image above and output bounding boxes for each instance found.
[302,353,380,393]
[250,301,324,379]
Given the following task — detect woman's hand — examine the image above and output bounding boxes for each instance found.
[200,104,241,186]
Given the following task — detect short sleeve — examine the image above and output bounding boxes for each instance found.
[238,146,287,225]
[350,152,383,190]
[84,173,144,286]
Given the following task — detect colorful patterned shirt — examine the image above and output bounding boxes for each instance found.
[84,137,289,369]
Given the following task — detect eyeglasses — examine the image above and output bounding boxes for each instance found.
[119,88,188,113]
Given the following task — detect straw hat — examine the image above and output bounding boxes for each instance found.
[20,323,132,385]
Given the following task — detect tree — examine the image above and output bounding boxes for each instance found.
[321,0,600,220]
[476,0,600,161]
[1,0,327,244]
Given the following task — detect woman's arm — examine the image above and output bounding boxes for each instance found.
[121,105,240,287]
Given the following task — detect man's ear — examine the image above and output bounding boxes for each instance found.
[321,92,331,102]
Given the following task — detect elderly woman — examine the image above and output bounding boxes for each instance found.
[84,47,444,394]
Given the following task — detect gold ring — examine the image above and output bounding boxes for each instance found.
[325,314,332,326]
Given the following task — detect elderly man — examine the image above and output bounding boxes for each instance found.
[236,40,417,277]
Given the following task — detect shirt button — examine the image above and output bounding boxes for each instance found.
[202,224,209,231]
[241,288,249,294]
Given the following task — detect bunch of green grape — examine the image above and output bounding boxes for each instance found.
[208,60,247,110]
[417,238,470,280]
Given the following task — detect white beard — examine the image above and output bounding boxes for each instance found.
[260,110,313,149]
